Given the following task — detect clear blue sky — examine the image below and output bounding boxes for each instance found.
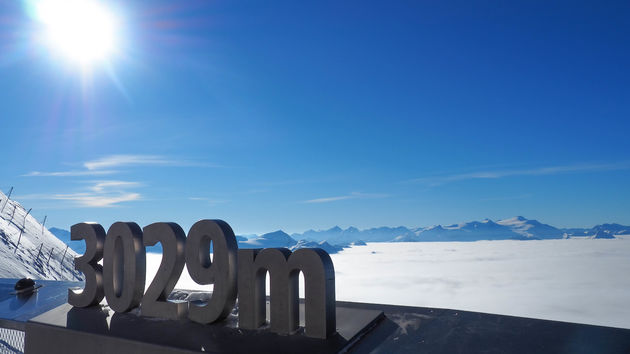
[1,0,629,234]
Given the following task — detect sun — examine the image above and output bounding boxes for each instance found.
[33,0,118,65]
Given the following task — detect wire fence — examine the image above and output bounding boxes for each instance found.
[0,187,76,280]
[0,327,25,353]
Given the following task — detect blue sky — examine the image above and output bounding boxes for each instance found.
[0,0,629,234]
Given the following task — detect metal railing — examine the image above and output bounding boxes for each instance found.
[0,327,25,353]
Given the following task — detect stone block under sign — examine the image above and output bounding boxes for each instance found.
[24,299,384,354]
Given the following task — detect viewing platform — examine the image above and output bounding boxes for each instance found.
[1,278,629,353]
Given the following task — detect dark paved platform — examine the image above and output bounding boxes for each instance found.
[1,279,630,353]
[343,301,630,354]
[0,278,79,331]
[25,301,383,354]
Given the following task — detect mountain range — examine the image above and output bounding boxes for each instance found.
[4,185,624,278]
[49,216,630,256]
[289,216,629,243]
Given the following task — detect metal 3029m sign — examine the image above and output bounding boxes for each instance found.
[68,220,336,339]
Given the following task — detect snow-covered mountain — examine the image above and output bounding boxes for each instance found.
[48,215,630,259]
[293,225,410,243]
[408,219,523,241]
[289,240,344,254]
[237,230,345,254]
[0,191,82,281]
[284,217,628,244]
[496,216,564,239]
[238,230,297,249]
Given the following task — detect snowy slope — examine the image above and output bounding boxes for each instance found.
[0,191,82,281]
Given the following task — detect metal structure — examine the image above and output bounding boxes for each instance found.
[0,186,13,213]
[102,222,146,313]
[184,220,238,324]
[46,247,54,267]
[14,208,32,252]
[238,247,336,338]
[141,222,187,320]
[35,243,44,263]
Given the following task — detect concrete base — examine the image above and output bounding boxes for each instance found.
[5,278,630,353]
[25,302,383,354]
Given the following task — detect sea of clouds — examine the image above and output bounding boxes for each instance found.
[146,236,630,329]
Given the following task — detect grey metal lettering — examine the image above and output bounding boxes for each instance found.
[141,222,187,319]
[103,222,146,312]
[185,219,238,324]
[238,248,336,339]
[68,223,105,307]
[289,248,336,338]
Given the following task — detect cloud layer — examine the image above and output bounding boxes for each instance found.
[21,154,187,207]
[409,161,630,186]
[303,192,389,204]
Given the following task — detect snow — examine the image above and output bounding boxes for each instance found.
[147,236,630,329]
[0,191,82,281]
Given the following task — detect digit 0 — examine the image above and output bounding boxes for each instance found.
[103,222,146,312]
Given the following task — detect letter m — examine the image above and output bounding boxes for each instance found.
[237,248,336,339]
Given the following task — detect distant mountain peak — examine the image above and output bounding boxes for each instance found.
[260,230,291,239]
[500,216,528,222]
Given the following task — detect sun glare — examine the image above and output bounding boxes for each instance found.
[33,0,118,65]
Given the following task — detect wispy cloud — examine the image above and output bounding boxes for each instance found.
[304,196,355,204]
[90,180,141,193]
[24,154,202,177]
[21,154,205,207]
[302,192,389,204]
[16,180,143,207]
[52,192,141,207]
[23,170,117,177]
[83,154,180,170]
[407,162,630,186]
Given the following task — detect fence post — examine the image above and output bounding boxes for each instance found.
[9,204,16,220]
[0,186,13,213]
[61,245,69,266]
[22,208,32,228]
[41,215,47,237]
[14,208,32,252]
[47,247,54,267]
[36,243,43,262]
[14,229,23,253]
